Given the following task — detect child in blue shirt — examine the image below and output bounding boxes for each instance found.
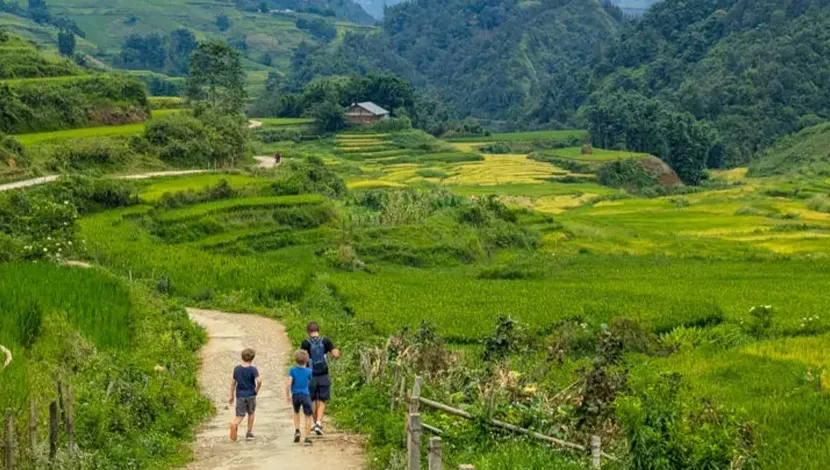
[286,349,314,446]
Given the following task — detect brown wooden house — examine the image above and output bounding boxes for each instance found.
[345,102,390,125]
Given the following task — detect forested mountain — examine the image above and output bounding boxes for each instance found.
[291,0,623,124]
[590,0,830,166]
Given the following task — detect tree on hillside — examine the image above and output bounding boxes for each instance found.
[28,0,49,23]
[118,33,166,71]
[655,111,712,185]
[186,41,247,113]
[586,90,712,184]
[216,14,231,32]
[57,29,75,57]
[311,101,347,134]
[167,28,198,75]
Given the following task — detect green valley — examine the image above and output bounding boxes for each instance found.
[3,0,830,469]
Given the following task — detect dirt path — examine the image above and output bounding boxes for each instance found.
[255,156,281,169]
[186,308,364,470]
[0,175,60,192]
[248,120,263,129]
[0,170,211,193]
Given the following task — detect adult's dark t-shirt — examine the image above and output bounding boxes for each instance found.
[233,365,260,398]
[301,337,335,376]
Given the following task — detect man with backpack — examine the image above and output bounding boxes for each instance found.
[301,321,340,436]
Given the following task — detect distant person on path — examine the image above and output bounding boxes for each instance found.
[286,350,315,446]
[274,151,282,165]
[301,322,340,436]
[228,348,262,441]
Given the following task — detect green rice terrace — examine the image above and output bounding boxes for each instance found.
[4,121,827,468]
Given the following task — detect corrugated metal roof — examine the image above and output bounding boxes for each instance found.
[355,102,390,116]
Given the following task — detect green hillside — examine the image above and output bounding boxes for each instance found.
[290,0,621,123]
[0,30,79,78]
[591,0,830,166]
[0,32,148,136]
[749,122,830,177]
[1,0,375,87]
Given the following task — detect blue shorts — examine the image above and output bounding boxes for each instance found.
[292,394,312,416]
[310,375,331,402]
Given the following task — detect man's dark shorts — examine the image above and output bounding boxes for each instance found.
[292,394,313,416]
[310,375,331,402]
[235,396,256,417]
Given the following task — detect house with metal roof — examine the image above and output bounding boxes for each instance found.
[344,102,390,125]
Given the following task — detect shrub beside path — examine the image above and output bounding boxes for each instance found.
[186,308,364,470]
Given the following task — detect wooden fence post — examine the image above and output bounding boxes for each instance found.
[48,403,58,461]
[408,413,421,470]
[405,376,422,445]
[4,413,13,470]
[428,437,442,470]
[28,400,37,448]
[66,387,75,459]
[409,376,422,414]
[591,435,601,469]
[57,382,66,428]
[390,365,402,412]
[359,349,372,383]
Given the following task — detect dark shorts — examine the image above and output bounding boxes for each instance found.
[310,375,331,402]
[292,394,313,416]
[235,396,256,417]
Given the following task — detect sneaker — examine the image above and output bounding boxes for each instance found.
[246,432,255,441]
[313,422,324,436]
[294,430,301,443]
[304,437,313,446]
[229,423,238,441]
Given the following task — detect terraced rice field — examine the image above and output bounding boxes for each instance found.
[446,129,587,142]
[140,173,272,202]
[543,147,651,161]
[443,154,574,185]
[74,127,830,469]
[14,109,186,145]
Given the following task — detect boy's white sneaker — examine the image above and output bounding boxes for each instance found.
[313,422,324,436]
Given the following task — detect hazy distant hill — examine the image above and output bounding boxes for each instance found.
[358,0,661,20]
[609,0,661,16]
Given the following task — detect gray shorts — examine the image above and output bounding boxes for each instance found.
[235,396,257,417]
